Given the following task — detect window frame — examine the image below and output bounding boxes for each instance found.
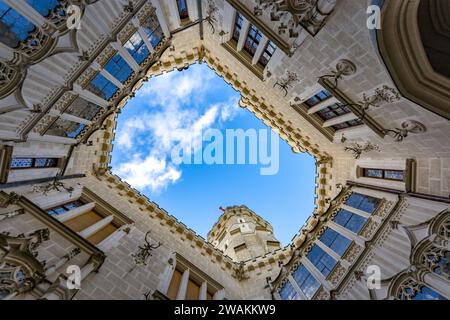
[363,168,405,182]
[10,157,60,170]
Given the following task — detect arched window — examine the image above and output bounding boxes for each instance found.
[0,3,36,48]
[420,244,450,280]
[397,277,446,300]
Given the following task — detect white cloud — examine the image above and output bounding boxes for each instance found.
[113,66,240,193]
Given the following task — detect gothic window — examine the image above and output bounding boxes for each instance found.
[0,3,36,48]
[345,193,381,214]
[142,16,163,48]
[292,264,320,299]
[124,32,150,65]
[397,278,447,300]
[306,245,337,277]
[232,12,244,42]
[88,72,119,101]
[244,25,263,56]
[65,97,102,121]
[46,200,84,216]
[420,245,450,279]
[104,53,133,83]
[10,157,58,169]
[25,0,59,17]
[47,118,86,139]
[333,209,367,234]
[319,228,352,256]
[279,281,299,300]
[305,90,332,108]
[0,262,32,300]
[363,168,405,181]
[316,103,351,121]
[176,0,189,21]
[259,41,276,67]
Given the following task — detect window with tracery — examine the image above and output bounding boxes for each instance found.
[396,277,446,300]
[420,244,450,279]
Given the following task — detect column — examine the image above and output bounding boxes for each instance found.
[340,204,371,219]
[307,97,339,114]
[3,0,47,30]
[91,62,124,89]
[110,42,140,72]
[49,110,92,126]
[252,35,269,65]
[287,274,307,300]
[151,0,171,38]
[132,19,154,52]
[72,85,110,108]
[78,215,114,239]
[323,113,359,128]
[237,19,250,52]
[176,269,190,300]
[56,203,96,223]
[423,272,450,299]
[213,289,225,300]
[199,281,207,300]
[97,224,130,252]
[27,132,78,145]
[222,2,236,42]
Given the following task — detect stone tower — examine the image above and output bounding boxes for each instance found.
[207,206,281,262]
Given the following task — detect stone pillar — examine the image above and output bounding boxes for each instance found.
[72,85,110,108]
[151,0,171,38]
[213,289,225,300]
[199,281,208,300]
[78,215,114,239]
[97,224,130,252]
[56,203,96,223]
[110,42,141,72]
[176,269,190,300]
[237,19,250,52]
[252,36,269,65]
[307,97,339,114]
[288,274,307,300]
[91,62,124,89]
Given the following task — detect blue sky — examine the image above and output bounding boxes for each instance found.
[111,63,316,245]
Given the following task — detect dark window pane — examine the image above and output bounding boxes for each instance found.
[177,0,189,20]
[305,90,331,108]
[47,200,84,216]
[65,97,102,121]
[345,193,381,214]
[125,32,150,65]
[259,41,276,66]
[334,209,367,234]
[292,265,320,299]
[142,16,163,48]
[384,170,405,181]
[306,245,337,277]
[47,118,86,139]
[413,286,447,300]
[279,281,299,300]
[25,0,59,17]
[88,73,119,100]
[104,54,133,83]
[319,228,352,256]
[10,158,33,169]
[366,169,383,178]
[233,12,244,41]
[0,3,36,47]
[34,158,58,168]
[244,25,262,56]
[316,103,351,121]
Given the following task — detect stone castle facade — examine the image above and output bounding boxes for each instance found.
[0,0,449,300]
